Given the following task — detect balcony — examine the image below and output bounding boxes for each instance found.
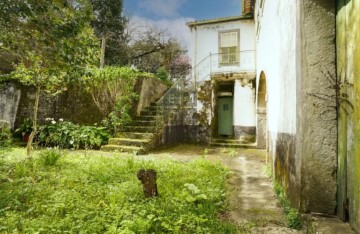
[191,50,255,85]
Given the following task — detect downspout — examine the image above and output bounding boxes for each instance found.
[194,26,198,91]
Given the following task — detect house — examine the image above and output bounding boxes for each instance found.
[254,0,359,232]
[186,15,256,144]
[186,0,359,232]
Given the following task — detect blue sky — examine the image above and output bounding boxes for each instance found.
[124,0,241,21]
[123,0,242,53]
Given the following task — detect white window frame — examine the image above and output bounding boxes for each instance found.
[219,30,240,66]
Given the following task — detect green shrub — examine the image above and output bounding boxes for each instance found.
[0,120,12,147]
[37,119,110,149]
[14,118,32,138]
[39,149,62,166]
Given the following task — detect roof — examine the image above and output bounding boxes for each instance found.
[186,15,253,28]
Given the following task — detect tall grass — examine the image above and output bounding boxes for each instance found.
[0,149,236,233]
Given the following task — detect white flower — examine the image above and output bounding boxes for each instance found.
[51,120,56,124]
[45,118,51,121]
[59,118,64,122]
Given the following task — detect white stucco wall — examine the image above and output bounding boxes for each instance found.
[233,80,255,126]
[189,19,256,83]
[255,1,298,137]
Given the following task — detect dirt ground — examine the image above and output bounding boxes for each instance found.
[147,145,300,233]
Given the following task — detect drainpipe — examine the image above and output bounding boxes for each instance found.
[194,26,198,91]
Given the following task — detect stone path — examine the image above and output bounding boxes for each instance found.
[150,145,300,233]
[130,144,354,233]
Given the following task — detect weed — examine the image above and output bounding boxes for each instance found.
[39,148,62,166]
[273,181,302,230]
[228,148,237,157]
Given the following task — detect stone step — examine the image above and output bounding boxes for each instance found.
[129,120,156,126]
[210,142,257,149]
[100,145,144,154]
[144,105,159,111]
[134,115,157,121]
[108,138,151,148]
[115,132,154,139]
[140,110,157,116]
[211,138,242,144]
[124,126,156,133]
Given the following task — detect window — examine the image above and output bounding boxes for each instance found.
[219,31,239,65]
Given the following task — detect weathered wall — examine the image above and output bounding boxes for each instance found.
[15,83,104,127]
[255,0,337,214]
[191,19,255,71]
[233,79,256,140]
[136,77,168,116]
[255,0,300,207]
[0,82,20,129]
[337,0,360,231]
[299,0,337,214]
[9,77,166,129]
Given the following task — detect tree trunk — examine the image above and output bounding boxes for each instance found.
[137,169,158,198]
[26,85,40,158]
[100,36,106,68]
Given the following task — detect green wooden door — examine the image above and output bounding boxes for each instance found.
[217,97,233,136]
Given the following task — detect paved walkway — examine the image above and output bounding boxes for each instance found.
[151,145,298,233]
[148,145,355,233]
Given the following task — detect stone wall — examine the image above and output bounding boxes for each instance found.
[15,83,104,128]
[4,77,167,131]
[0,82,21,129]
[135,77,168,116]
[299,0,337,214]
[336,0,360,231]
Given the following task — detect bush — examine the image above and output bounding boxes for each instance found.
[37,119,110,149]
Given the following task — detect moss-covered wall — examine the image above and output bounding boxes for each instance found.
[336,0,360,231]
[15,83,105,127]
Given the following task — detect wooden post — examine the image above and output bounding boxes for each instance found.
[137,169,158,198]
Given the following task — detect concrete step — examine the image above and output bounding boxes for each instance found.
[129,120,156,126]
[144,105,159,111]
[115,132,154,139]
[100,145,144,154]
[124,126,156,133]
[212,138,243,144]
[140,110,157,116]
[134,115,157,121]
[210,141,257,149]
[108,138,151,148]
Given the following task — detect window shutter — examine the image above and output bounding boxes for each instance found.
[220,32,238,47]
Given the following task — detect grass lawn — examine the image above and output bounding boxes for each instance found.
[0,148,236,233]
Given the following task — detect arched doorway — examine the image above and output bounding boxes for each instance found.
[257,71,267,149]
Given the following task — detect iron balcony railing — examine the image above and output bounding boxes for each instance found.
[155,77,186,128]
[191,50,255,87]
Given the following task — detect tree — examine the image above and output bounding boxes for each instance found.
[127,25,191,80]
[0,0,99,157]
[89,0,127,67]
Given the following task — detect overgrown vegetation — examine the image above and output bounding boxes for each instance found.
[37,119,110,150]
[0,121,12,148]
[264,165,302,230]
[86,66,155,134]
[0,148,236,233]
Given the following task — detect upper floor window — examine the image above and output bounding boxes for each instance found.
[219,31,239,65]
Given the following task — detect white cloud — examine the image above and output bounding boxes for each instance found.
[138,0,187,18]
[129,15,195,56]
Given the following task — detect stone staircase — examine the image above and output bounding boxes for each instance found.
[101,104,159,154]
[210,138,257,149]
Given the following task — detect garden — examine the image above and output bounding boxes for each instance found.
[0,147,236,233]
